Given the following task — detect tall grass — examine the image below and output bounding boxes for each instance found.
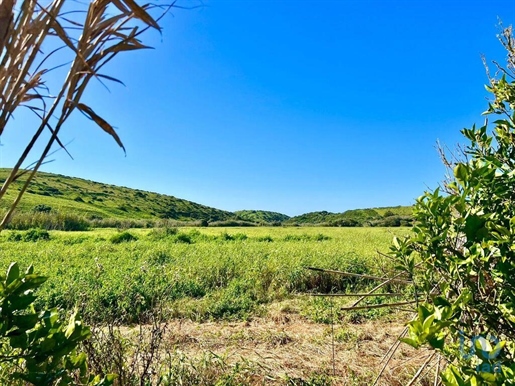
[6,211,90,230]
[0,227,407,324]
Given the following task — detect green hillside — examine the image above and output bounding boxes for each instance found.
[371,206,414,217]
[285,209,380,226]
[285,206,413,227]
[235,210,290,223]
[0,169,233,222]
[0,169,413,228]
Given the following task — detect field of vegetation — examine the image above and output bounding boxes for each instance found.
[0,226,410,324]
[0,226,422,384]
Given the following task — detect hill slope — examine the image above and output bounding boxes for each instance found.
[285,206,413,227]
[0,169,412,227]
[0,169,233,222]
[234,210,290,223]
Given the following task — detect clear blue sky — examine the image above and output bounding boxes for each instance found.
[2,0,514,216]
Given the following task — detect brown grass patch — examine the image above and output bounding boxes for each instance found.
[114,313,435,385]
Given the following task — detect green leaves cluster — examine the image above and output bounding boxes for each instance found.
[0,262,113,385]
[391,27,515,385]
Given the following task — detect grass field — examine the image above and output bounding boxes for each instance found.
[0,226,423,384]
[0,226,411,324]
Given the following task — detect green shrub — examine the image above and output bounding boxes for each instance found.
[32,204,52,213]
[6,231,22,241]
[0,263,113,385]
[174,233,192,244]
[9,228,52,242]
[147,226,178,240]
[110,231,137,244]
[257,235,274,242]
[233,233,248,241]
[392,28,515,385]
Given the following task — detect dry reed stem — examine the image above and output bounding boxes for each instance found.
[0,0,170,230]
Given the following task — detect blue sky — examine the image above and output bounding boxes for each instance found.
[2,0,514,216]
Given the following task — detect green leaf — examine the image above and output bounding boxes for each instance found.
[454,164,469,183]
[9,294,36,310]
[464,214,486,241]
[17,274,48,293]
[428,336,445,350]
[9,331,28,349]
[6,262,20,286]
[11,314,38,330]
[399,337,420,348]
[25,265,34,275]
[422,314,435,333]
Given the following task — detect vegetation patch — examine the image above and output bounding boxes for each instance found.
[110,231,138,244]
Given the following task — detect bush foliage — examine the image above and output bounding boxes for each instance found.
[392,27,515,385]
[0,263,113,385]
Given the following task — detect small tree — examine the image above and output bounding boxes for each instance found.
[391,27,515,385]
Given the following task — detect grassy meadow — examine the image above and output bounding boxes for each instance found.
[0,226,410,324]
[0,225,426,385]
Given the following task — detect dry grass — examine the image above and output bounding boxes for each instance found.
[109,311,436,385]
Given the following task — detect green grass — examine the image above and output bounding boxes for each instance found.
[0,227,410,324]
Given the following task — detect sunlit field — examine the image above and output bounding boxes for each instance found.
[0,226,410,324]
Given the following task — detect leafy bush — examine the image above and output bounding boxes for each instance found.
[147,226,178,240]
[7,232,22,241]
[392,28,515,385]
[0,263,113,385]
[257,235,274,242]
[7,228,50,242]
[174,233,192,244]
[110,231,138,244]
[23,228,50,242]
[284,233,330,242]
[32,204,52,213]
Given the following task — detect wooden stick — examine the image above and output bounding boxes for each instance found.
[310,293,403,297]
[340,300,417,311]
[351,261,422,307]
[406,351,437,386]
[304,266,412,284]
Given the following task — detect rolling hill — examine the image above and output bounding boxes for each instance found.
[0,169,413,228]
[234,210,290,224]
[0,169,233,223]
[284,206,413,227]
